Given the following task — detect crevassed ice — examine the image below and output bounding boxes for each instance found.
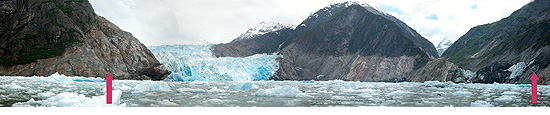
[506,62,526,79]
[148,45,281,81]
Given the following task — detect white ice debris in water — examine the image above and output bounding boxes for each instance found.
[158,100,179,106]
[207,99,224,103]
[132,81,172,93]
[452,91,473,96]
[256,86,311,98]
[470,100,494,107]
[12,90,124,107]
[176,88,207,93]
[1,82,25,90]
[30,72,104,82]
[494,95,515,102]
[501,91,520,95]
[37,92,55,98]
[389,90,412,96]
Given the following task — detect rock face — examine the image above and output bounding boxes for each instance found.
[213,2,444,82]
[442,0,550,84]
[0,0,169,80]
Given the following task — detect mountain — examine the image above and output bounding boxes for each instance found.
[442,0,550,84]
[0,0,169,80]
[212,1,443,82]
[436,40,453,56]
[232,22,294,42]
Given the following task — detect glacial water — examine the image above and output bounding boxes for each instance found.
[1,75,549,107]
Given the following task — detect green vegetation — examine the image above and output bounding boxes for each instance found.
[56,24,64,27]
[443,2,550,68]
[1,29,84,66]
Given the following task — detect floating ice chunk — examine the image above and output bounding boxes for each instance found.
[389,90,412,96]
[176,88,207,93]
[501,91,520,95]
[256,86,311,98]
[330,96,346,100]
[1,82,25,90]
[301,80,315,83]
[13,90,124,107]
[452,91,473,96]
[114,84,133,91]
[71,77,105,82]
[158,100,179,106]
[422,81,454,88]
[470,100,494,107]
[31,72,104,82]
[494,95,515,102]
[132,81,172,93]
[37,92,55,98]
[229,82,259,90]
[207,99,224,103]
[208,87,225,93]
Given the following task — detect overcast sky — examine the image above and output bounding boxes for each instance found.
[89,0,531,46]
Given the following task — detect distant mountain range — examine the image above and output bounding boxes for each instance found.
[436,40,453,56]
[232,22,294,42]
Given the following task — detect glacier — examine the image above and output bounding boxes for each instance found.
[506,62,526,79]
[148,45,281,81]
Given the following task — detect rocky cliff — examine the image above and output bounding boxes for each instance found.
[442,0,550,84]
[0,0,169,80]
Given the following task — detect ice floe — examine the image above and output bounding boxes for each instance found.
[256,86,311,98]
[12,90,124,107]
[132,81,172,93]
[470,100,494,107]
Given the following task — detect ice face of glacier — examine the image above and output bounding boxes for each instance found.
[506,62,526,79]
[148,45,281,81]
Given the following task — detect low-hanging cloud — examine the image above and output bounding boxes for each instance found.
[89,0,531,46]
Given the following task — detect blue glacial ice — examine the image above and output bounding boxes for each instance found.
[255,86,311,98]
[229,82,259,90]
[131,81,172,93]
[148,45,281,81]
[12,90,124,107]
[506,62,526,79]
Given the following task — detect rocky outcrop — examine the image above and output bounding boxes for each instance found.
[0,0,169,80]
[442,0,550,84]
[408,58,467,82]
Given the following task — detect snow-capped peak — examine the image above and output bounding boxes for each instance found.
[436,40,453,56]
[232,22,295,42]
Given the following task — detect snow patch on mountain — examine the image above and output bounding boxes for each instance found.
[436,40,453,56]
[232,22,294,42]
